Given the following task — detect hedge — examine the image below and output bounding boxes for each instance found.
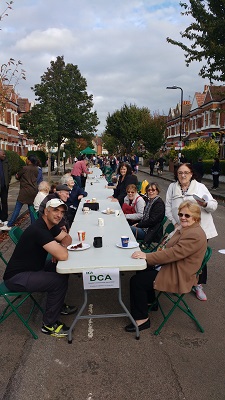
[5,150,25,175]
[27,150,47,167]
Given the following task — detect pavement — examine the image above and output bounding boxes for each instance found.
[137,165,225,204]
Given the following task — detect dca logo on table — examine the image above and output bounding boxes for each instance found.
[83,268,120,289]
[85,271,112,282]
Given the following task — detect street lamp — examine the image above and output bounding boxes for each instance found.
[166,85,183,160]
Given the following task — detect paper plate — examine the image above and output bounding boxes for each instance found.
[101,209,115,214]
[116,241,139,249]
[218,249,225,254]
[67,243,90,251]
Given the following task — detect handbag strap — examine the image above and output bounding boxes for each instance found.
[133,195,141,208]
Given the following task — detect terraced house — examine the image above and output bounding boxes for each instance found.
[0,81,36,155]
[166,85,225,158]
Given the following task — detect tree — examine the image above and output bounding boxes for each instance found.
[141,112,166,154]
[20,56,99,166]
[105,103,165,155]
[0,2,26,112]
[167,1,225,82]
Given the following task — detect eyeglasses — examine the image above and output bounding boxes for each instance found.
[127,191,135,194]
[178,212,191,218]
[178,171,191,176]
[147,188,156,192]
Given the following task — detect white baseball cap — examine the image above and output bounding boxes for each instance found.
[45,198,68,211]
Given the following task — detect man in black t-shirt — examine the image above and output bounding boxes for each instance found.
[3,198,76,337]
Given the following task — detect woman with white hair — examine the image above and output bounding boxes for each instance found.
[33,181,50,211]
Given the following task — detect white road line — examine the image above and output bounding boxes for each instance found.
[88,303,94,338]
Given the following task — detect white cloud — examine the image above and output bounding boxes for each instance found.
[0,0,210,134]
[15,28,76,52]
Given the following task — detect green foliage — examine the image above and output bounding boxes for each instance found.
[6,150,25,175]
[168,147,179,161]
[167,1,225,82]
[182,138,219,163]
[101,132,120,155]
[105,104,165,154]
[27,150,47,167]
[20,56,99,165]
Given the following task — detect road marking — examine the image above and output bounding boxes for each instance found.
[88,303,94,338]
[87,393,93,400]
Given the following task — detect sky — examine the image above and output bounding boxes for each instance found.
[0,0,210,134]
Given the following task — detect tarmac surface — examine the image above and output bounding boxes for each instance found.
[0,165,225,400]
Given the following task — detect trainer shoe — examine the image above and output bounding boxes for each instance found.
[0,225,11,231]
[60,303,78,315]
[41,321,70,337]
[192,284,207,301]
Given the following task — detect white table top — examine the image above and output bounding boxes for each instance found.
[57,175,146,274]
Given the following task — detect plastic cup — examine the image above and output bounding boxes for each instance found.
[78,231,86,241]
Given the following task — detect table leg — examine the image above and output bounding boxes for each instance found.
[67,274,140,343]
[68,290,88,344]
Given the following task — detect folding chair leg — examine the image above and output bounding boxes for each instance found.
[153,292,204,336]
[0,294,44,339]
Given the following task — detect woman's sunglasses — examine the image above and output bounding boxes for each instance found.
[147,188,156,192]
[178,212,191,218]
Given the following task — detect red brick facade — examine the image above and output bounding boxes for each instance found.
[165,85,225,158]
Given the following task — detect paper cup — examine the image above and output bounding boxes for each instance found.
[83,207,90,214]
[121,236,129,247]
[78,231,86,241]
[98,218,104,227]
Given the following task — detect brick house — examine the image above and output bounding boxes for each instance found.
[0,83,36,155]
[165,85,225,158]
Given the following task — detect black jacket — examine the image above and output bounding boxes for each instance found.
[113,174,138,206]
[136,197,165,245]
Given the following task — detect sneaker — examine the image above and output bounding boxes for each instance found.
[60,303,78,315]
[192,284,207,301]
[41,321,70,337]
[0,225,11,231]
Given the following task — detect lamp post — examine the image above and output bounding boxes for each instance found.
[166,85,183,160]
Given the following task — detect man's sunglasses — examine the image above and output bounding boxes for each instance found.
[178,212,191,218]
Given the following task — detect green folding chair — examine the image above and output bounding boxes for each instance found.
[8,226,23,245]
[149,246,212,335]
[143,222,175,253]
[29,205,39,220]
[0,252,43,339]
[139,216,168,252]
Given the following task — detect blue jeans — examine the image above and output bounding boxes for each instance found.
[131,226,145,241]
[8,201,36,227]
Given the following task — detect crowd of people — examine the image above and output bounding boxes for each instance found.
[0,150,220,337]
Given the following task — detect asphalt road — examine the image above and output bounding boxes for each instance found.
[0,170,225,400]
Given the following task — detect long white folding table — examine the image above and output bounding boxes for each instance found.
[57,167,146,343]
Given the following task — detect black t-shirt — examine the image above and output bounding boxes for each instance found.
[3,218,61,280]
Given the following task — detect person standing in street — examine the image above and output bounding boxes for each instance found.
[1,155,38,231]
[211,157,221,189]
[0,149,11,227]
[149,157,155,176]
[71,158,93,187]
